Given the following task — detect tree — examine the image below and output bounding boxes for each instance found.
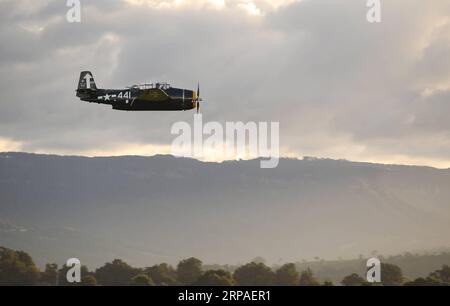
[381,263,403,286]
[404,265,450,286]
[177,257,203,285]
[234,262,275,286]
[95,259,140,286]
[298,268,320,286]
[430,265,450,284]
[131,274,155,286]
[251,257,266,264]
[341,273,366,286]
[145,263,177,286]
[41,263,58,285]
[275,263,299,286]
[0,247,40,286]
[404,277,444,286]
[80,275,98,286]
[194,270,235,286]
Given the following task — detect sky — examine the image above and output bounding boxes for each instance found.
[0,0,450,168]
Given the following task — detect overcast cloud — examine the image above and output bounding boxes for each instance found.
[0,0,449,167]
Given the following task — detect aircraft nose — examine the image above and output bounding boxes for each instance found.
[192,91,197,109]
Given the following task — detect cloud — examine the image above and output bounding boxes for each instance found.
[0,137,23,152]
[0,0,449,167]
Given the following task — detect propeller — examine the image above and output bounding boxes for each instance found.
[196,83,202,114]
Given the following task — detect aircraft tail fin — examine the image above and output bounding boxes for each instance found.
[77,71,97,91]
[76,71,98,100]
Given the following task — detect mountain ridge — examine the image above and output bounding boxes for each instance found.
[1,151,449,170]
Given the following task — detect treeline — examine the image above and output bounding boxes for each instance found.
[0,246,449,286]
[292,251,450,283]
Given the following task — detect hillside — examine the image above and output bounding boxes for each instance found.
[1,152,449,268]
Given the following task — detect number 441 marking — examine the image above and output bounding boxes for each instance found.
[118,91,131,99]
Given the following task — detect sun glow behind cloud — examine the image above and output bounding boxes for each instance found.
[124,0,300,15]
[1,138,449,169]
[0,138,23,152]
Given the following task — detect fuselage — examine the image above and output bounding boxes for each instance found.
[77,86,197,111]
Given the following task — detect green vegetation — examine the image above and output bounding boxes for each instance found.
[177,257,203,285]
[1,246,450,286]
[0,247,40,286]
[275,263,299,286]
[234,262,276,286]
[298,267,321,286]
[131,274,155,286]
[380,263,404,286]
[144,263,177,286]
[341,273,367,286]
[194,270,235,286]
[404,265,450,286]
[95,259,140,286]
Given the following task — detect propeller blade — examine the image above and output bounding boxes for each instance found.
[196,82,201,113]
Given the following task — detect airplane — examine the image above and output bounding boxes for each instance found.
[76,71,203,112]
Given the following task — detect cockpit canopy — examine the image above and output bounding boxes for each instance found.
[129,82,171,90]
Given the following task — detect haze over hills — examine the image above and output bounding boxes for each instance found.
[0,152,450,269]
